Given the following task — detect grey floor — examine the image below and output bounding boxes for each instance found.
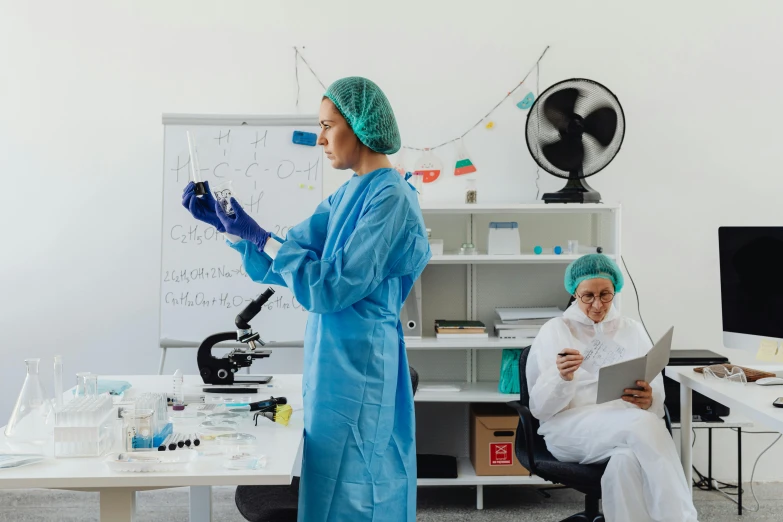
[0,483,781,521]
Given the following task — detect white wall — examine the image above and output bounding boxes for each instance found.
[3,0,783,481]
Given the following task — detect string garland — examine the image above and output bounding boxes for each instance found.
[293,45,550,152]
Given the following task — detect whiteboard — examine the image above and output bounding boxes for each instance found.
[159,114,323,346]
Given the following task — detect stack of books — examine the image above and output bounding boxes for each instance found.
[493,307,563,341]
[434,320,488,339]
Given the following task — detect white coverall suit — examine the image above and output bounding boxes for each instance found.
[527,304,698,522]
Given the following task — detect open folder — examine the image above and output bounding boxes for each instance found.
[596,326,674,404]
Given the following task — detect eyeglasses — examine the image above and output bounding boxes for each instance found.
[575,292,615,304]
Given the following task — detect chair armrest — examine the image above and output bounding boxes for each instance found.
[507,400,540,474]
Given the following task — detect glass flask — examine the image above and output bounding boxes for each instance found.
[4,359,54,445]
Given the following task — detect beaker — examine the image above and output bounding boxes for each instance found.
[4,359,54,445]
[75,372,94,398]
[122,409,155,451]
[213,180,237,217]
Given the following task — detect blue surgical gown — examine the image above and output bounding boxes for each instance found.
[229,167,431,521]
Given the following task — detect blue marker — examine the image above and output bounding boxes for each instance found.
[292,131,317,146]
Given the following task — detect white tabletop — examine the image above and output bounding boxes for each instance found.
[0,374,304,490]
[665,366,783,433]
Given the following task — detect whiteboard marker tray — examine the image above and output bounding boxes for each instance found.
[104,450,197,473]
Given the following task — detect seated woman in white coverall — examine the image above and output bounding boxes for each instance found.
[527,254,697,522]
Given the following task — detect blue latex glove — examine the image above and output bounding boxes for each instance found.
[182,180,225,233]
[216,197,270,251]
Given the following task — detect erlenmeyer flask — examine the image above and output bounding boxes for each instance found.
[4,359,54,445]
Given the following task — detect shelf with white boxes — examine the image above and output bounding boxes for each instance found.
[410,201,622,510]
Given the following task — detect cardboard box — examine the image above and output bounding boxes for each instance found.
[470,403,530,476]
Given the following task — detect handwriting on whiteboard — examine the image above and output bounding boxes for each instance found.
[581,336,627,374]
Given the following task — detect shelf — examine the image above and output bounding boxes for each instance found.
[406,337,533,350]
[415,381,516,403]
[420,202,620,214]
[417,457,549,486]
[429,254,615,264]
[671,414,753,429]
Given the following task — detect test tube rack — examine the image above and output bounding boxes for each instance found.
[53,395,115,458]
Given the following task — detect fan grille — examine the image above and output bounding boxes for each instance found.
[526,79,625,179]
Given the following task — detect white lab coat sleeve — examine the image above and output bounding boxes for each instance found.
[649,372,666,418]
[527,320,580,423]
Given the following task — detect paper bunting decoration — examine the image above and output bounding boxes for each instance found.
[414,150,442,184]
[453,139,477,176]
[392,149,408,176]
[513,84,535,110]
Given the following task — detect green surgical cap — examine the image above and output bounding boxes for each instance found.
[564,254,625,295]
[324,77,401,155]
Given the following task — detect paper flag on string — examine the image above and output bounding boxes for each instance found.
[414,150,442,184]
[454,138,477,176]
[392,149,407,176]
[513,85,535,110]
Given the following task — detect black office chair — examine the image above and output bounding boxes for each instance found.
[507,347,672,522]
[235,366,421,522]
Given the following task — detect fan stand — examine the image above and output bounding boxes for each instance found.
[543,170,602,204]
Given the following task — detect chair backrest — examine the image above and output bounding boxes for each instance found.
[518,347,532,408]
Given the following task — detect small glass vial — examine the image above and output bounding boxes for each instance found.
[213,180,236,216]
[465,179,477,204]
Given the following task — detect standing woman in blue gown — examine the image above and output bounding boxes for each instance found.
[183,76,431,521]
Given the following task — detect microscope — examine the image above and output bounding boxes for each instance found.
[197,288,276,390]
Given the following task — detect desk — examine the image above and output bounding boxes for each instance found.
[666,366,783,515]
[0,374,304,522]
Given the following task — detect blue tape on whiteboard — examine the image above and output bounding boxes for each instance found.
[292,131,317,146]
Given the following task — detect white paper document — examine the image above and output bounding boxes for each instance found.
[581,335,627,374]
[596,326,674,404]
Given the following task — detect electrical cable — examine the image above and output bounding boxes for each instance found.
[620,255,653,344]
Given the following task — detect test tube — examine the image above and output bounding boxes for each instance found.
[186,131,207,196]
[54,355,63,409]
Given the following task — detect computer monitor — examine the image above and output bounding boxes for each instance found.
[719,227,783,351]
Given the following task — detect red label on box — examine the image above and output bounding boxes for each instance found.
[489,442,513,466]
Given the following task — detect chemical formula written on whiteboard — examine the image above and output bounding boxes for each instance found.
[169,224,295,245]
[169,130,321,185]
[163,265,248,284]
[164,291,305,312]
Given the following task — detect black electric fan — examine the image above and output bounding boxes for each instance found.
[526,79,625,203]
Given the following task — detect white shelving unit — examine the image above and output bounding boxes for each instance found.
[410,202,622,509]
